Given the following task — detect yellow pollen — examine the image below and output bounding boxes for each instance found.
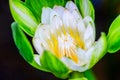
[46,26,84,64]
[57,34,79,63]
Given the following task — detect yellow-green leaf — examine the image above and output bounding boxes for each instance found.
[10,0,39,36]
[11,22,34,62]
[107,15,120,53]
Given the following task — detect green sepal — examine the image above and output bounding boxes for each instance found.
[30,57,50,72]
[40,50,70,79]
[11,22,49,72]
[9,0,39,37]
[25,0,66,22]
[107,15,120,53]
[11,22,34,62]
[74,0,95,20]
[89,32,107,69]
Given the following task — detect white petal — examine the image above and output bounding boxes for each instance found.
[77,19,86,38]
[85,46,94,60]
[35,24,50,40]
[50,10,61,25]
[65,1,78,13]
[50,10,59,22]
[66,1,83,21]
[84,23,95,50]
[83,16,94,27]
[34,54,41,65]
[33,37,44,55]
[61,57,88,72]
[62,10,77,29]
[72,10,82,21]
[53,6,65,18]
[33,24,51,54]
[41,7,52,24]
[76,48,88,66]
[49,10,63,34]
[50,14,63,33]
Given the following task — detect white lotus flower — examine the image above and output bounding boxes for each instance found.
[33,1,107,72]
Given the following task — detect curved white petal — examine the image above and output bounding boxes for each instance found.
[66,1,83,22]
[50,15,63,34]
[83,16,94,27]
[76,48,88,66]
[49,10,63,34]
[41,7,52,24]
[34,24,50,40]
[84,23,95,50]
[33,24,51,55]
[77,19,86,38]
[61,57,88,72]
[50,10,62,27]
[50,10,59,23]
[53,6,65,18]
[72,10,82,21]
[33,37,44,55]
[65,1,78,13]
[62,10,77,30]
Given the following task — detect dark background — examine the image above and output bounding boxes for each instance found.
[0,0,120,80]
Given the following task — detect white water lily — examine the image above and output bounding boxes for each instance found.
[33,1,107,72]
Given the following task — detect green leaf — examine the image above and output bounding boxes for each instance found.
[25,0,66,22]
[74,0,95,20]
[89,32,107,69]
[40,50,70,79]
[25,0,45,22]
[11,22,34,62]
[107,15,120,53]
[9,0,39,36]
[11,22,49,72]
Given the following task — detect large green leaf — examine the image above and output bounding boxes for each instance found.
[107,15,120,53]
[10,0,39,36]
[25,0,66,22]
[40,50,70,79]
[74,0,95,20]
[11,22,34,62]
[11,22,49,72]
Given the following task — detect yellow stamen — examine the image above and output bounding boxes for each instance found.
[46,26,84,64]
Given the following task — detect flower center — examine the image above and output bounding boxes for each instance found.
[58,33,79,63]
[44,24,85,64]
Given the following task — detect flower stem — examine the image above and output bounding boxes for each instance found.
[68,71,88,80]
